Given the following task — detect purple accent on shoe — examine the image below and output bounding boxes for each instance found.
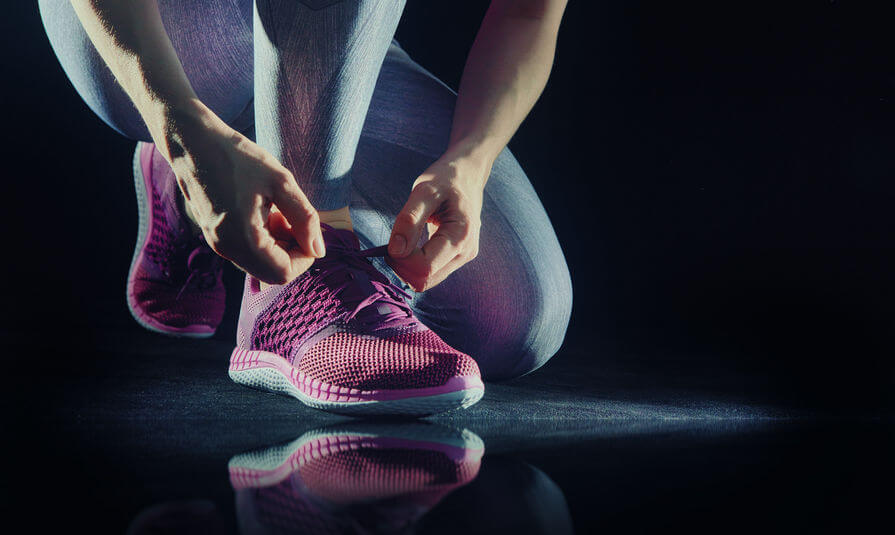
[229,424,484,534]
[232,224,483,414]
[126,142,226,337]
[230,347,483,403]
[239,224,424,364]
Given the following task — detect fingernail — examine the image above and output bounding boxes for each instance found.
[312,236,326,257]
[389,235,406,256]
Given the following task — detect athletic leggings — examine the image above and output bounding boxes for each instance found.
[39,0,572,380]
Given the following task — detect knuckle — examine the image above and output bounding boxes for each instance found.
[395,211,420,227]
[271,170,296,192]
[302,207,320,226]
[276,167,295,184]
[446,183,466,200]
[448,219,472,242]
[413,181,440,199]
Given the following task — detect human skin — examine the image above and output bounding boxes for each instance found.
[386,0,568,291]
[70,0,325,285]
[68,0,567,290]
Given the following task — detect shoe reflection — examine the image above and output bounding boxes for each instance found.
[229,422,485,534]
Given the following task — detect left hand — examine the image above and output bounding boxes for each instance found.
[386,154,489,292]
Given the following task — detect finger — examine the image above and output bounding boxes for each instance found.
[226,233,293,285]
[386,248,465,292]
[267,209,296,243]
[271,171,325,258]
[240,228,315,285]
[389,183,441,258]
[216,206,305,285]
[419,216,469,274]
[384,249,424,291]
[268,210,317,276]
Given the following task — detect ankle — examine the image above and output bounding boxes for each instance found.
[319,206,353,231]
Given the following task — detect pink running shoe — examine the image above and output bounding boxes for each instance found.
[229,225,484,416]
[126,142,225,337]
[229,423,484,534]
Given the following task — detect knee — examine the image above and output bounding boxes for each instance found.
[40,0,151,140]
[40,0,253,141]
[476,259,573,382]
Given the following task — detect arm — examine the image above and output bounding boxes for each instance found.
[69,0,198,146]
[387,0,568,291]
[70,1,325,284]
[447,0,567,172]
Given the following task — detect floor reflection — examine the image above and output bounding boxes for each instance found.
[230,422,485,534]
[124,421,576,534]
[233,422,577,535]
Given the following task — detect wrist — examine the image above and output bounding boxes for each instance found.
[441,140,496,188]
[444,136,498,165]
[151,98,224,162]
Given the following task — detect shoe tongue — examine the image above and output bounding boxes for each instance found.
[321,224,360,250]
[318,225,408,325]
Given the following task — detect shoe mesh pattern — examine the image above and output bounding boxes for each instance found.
[252,273,343,361]
[298,448,477,504]
[132,144,225,329]
[145,186,176,274]
[132,278,225,327]
[297,330,479,390]
[248,447,479,533]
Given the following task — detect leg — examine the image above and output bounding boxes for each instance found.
[38,0,254,140]
[352,44,573,381]
[252,0,407,212]
[39,0,254,335]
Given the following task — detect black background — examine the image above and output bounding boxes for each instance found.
[2,0,894,411]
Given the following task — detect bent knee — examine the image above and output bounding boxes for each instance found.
[475,265,573,382]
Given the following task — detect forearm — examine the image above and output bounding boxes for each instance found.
[446,0,567,175]
[69,0,204,154]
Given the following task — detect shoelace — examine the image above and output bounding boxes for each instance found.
[176,246,220,300]
[312,243,417,330]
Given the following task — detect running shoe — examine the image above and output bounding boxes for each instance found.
[229,422,484,534]
[126,142,226,337]
[229,224,484,416]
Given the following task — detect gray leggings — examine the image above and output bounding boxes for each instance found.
[39,0,572,380]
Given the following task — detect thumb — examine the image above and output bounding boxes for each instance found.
[390,183,440,258]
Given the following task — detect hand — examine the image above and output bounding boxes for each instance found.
[386,154,488,291]
[163,103,325,284]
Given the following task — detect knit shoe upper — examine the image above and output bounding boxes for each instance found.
[235,225,481,395]
[126,142,225,337]
[229,423,484,534]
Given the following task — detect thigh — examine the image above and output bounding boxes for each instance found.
[252,0,406,210]
[351,44,573,381]
[38,0,254,141]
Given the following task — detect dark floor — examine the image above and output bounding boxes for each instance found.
[4,2,895,533]
[4,321,892,534]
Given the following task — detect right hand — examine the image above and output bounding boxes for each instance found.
[161,102,325,285]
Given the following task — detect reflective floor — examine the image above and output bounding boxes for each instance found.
[5,330,893,534]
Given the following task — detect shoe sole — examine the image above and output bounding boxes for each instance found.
[228,347,485,417]
[126,143,215,339]
[228,423,484,489]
